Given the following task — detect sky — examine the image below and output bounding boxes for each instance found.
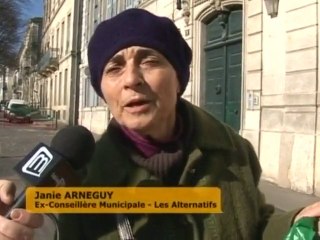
[22,0,44,19]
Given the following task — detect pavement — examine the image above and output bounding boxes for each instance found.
[259,180,320,212]
[1,114,320,238]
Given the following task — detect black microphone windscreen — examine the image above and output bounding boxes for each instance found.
[5,126,95,219]
[50,125,95,170]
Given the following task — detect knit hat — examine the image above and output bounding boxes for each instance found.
[87,8,192,98]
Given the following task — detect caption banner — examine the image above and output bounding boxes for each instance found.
[26,187,221,214]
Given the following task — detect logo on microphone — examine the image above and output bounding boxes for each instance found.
[22,146,53,177]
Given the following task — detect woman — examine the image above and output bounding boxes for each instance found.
[0,8,320,240]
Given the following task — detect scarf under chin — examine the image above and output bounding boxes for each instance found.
[119,113,183,158]
[131,147,184,184]
[119,115,185,183]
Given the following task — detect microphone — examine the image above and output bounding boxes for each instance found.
[5,125,95,219]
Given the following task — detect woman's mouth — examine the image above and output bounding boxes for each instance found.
[124,99,151,113]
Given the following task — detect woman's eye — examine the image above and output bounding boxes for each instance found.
[142,58,159,65]
[105,66,121,74]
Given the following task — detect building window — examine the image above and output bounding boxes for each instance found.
[107,0,118,18]
[58,71,62,105]
[54,75,57,105]
[56,28,60,50]
[51,35,54,49]
[61,21,65,56]
[66,14,71,54]
[84,77,99,107]
[64,68,68,104]
[94,0,100,28]
[125,0,139,9]
[100,0,106,20]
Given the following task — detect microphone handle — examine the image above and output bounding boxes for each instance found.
[5,190,26,219]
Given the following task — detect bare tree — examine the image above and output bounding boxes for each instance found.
[0,0,31,67]
[0,0,32,100]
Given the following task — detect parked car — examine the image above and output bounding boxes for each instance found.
[7,103,36,123]
[4,99,26,118]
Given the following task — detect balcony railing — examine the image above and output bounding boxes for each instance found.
[37,48,59,76]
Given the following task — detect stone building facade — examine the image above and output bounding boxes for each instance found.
[243,0,320,195]
[37,0,82,125]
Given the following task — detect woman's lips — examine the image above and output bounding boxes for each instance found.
[124,99,151,113]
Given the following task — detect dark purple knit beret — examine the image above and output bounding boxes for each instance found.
[87,8,192,98]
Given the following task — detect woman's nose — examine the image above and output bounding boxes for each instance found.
[123,64,144,88]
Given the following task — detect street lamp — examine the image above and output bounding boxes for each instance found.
[176,0,182,10]
[264,0,279,18]
[176,0,191,25]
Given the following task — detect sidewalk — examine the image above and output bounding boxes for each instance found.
[259,180,320,212]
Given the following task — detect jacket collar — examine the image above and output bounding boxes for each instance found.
[179,99,236,152]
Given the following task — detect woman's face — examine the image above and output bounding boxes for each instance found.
[100,46,180,141]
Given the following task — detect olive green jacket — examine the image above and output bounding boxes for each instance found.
[58,100,298,240]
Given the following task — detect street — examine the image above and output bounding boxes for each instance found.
[0,112,58,240]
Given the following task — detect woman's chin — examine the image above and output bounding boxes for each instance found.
[122,119,152,133]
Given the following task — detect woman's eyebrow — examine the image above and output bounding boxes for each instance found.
[107,54,124,65]
[136,49,159,58]
[106,49,160,67]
